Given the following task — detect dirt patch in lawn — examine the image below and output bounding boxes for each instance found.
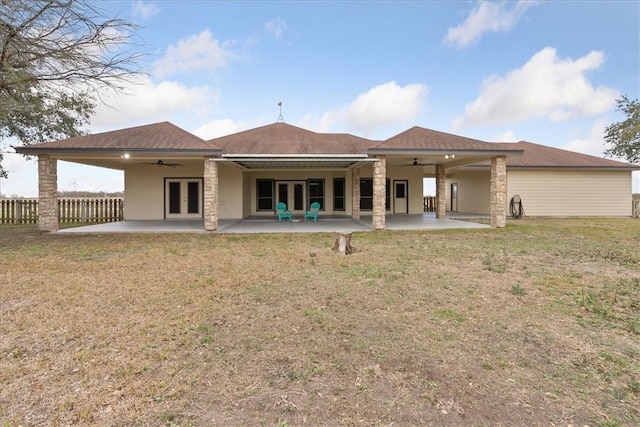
[1,219,639,426]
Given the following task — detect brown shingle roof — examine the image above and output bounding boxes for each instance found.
[16,122,221,153]
[494,141,637,169]
[210,122,374,155]
[370,126,508,151]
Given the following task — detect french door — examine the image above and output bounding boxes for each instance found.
[276,181,306,213]
[165,178,203,219]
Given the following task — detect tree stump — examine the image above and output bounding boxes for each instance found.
[332,232,355,255]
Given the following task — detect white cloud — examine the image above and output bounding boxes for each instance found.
[132,0,160,21]
[445,0,537,49]
[454,47,619,129]
[265,18,287,40]
[153,29,234,78]
[493,130,517,142]
[90,76,219,130]
[302,81,428,135]
[563,118,609,157]
[193,119,246,140]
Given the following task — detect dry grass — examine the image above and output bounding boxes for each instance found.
[1,218,639,426]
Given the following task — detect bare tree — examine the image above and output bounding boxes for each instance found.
[0,0,145,176]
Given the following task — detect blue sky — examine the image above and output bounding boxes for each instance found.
[2,0,638,196]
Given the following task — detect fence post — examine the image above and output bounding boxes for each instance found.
[15,200,22,224]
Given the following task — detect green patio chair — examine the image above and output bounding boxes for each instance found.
[304,202,321,222]
[276,202,292,221]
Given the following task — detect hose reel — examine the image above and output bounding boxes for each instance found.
[510,195,525,219]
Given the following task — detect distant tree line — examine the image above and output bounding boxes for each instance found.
[0,191,124,199]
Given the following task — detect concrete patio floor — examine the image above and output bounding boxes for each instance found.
[58,213,490,234]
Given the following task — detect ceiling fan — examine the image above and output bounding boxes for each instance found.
[140,159,183,168]
[401,158,433,167]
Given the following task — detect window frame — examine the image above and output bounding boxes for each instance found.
[256,179,275,211]
[333,178,345,211]
[307,178,325,211]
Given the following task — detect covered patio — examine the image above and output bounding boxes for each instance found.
[16,122,521,233]
[57,213,490,234]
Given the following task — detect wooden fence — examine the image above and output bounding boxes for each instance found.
[0,197,124,225]
[423,196,436,212]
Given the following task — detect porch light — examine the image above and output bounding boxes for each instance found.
[121,153,130,159]
[445,154,455,159]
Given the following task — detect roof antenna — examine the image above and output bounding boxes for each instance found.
[276,101,284,123]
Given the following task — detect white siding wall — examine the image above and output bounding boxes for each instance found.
[508,170,632,216]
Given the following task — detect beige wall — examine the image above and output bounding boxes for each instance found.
[217,163,243,219]
[247,170,348,216]
[508,169,632,217]
[447,168,633,217]
[357,164,424,215]
[242,172,252,218]
[124,160,427,220]
[446,170,491,214]
[124,162,204,220]
[246,166,424,217]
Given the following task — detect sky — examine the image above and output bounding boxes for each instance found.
[1,0,639,197]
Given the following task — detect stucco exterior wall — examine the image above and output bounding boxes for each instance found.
[217,163,243,219]
[446,170,491,214]
[124,162,204,220]
[247,170,342,216]
[507,169,632,217]
[358,165,424,215]
[242,172,252,218]
[124,162,428,220]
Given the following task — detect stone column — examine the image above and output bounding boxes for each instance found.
[435,164,446,219]
[38,155,58,232]
[351,167,360,220]
[490,156,507,228]
[203,158,218,231]
[372,155,386,230]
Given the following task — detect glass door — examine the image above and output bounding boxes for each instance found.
[165,179,203,218]
[276,181,306,214]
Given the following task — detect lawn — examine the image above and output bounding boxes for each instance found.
[1,219,639,426]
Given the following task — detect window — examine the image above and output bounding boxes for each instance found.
[168,182,181,214]
[256,179,274,211]
[187,181,200,214]
[360,178,373,210]
[308,179,324,210]
[333,178,345,211]
[360,178,390,211]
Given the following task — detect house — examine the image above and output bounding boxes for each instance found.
[15,121,638,232]
[446,141,636,217]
